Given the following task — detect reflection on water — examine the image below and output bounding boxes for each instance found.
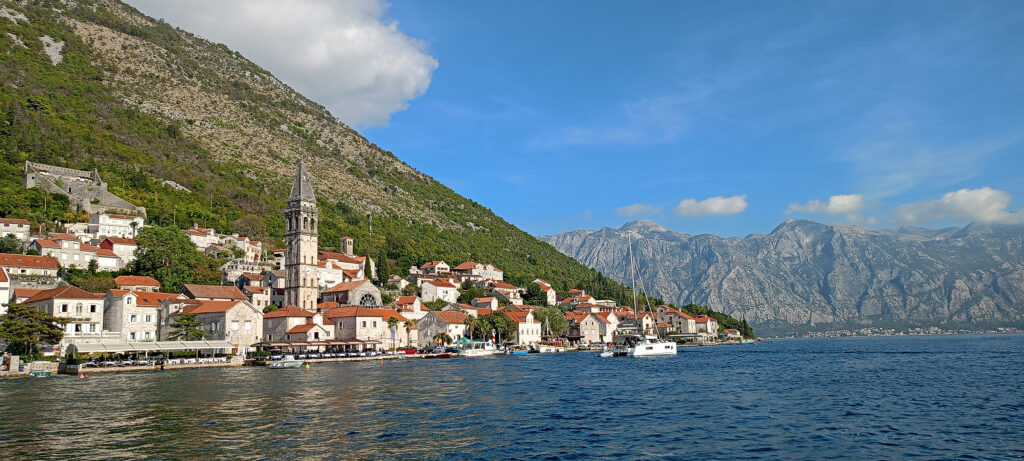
[2,335,1023,459]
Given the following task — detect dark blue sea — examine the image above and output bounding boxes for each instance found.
[1,334,1022,459]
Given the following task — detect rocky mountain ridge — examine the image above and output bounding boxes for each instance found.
[541,219,1024,334]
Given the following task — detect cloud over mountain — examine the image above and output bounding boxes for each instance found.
[892,187,1024,224]
[674,195,747,218]
[126,0,438,127]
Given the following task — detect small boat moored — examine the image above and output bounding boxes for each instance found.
[268,355,305,369]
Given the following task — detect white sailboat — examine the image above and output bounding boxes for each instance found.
[612,235,678,357]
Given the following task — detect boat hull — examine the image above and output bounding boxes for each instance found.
[629,341,677,357]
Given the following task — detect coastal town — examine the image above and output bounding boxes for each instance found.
[0,161,743,376]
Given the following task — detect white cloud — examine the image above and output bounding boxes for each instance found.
[126,0,438,127]
[786,194,865,215]
[674,195,748,218]
[891,187,1024,225]
[616,203,660,217]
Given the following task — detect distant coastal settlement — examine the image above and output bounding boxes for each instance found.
[0,162,754,378]
[794,326,1024,339]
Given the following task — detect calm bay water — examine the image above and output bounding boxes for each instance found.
[1,334,1022,460]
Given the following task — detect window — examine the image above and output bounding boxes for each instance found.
[244,321,252,331]
[126,297,133,304]
[130,315,137,322]
[232,321,239,331]
[61,304,68,313]
[76,304,83,315]
[361,321,366,328]
[73,254,80,261]
[145,315,152,323]
[129,332,136,340]
[90,305,97,313]
[144,332,151,340]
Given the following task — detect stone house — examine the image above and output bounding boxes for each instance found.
[0,217,31,242]
[164,299,263,354]
[242,286,272,311]
[566,311,603,345]
[421,279,459,303]
[657,306,697,334]
[471,297,498,309]
[23,286,107,340]
[533,279,557,306]
[183,225,220,251]
[416,260,450,275]
[416,310,468,346]
[262,305,332,346]
[104,290,184,342]
[321,279,381,307]
[694,315,720,338]
[0,253,60,277]
[33,234,120,270]
[322,306,411,349]
[100,237,138,265]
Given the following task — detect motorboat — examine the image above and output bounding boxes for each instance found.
[461,341,499,357]
[268,355,305,369]
[533,342,566,353]
[505,345,530,355]
[423,347,454,359]
[598,343,614,357]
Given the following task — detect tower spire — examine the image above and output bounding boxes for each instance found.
[289,160,316,203]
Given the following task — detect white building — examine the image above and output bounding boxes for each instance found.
[0,217,31,242]
[104,290,184,342]
[88,213,145,239]
[0,253,60,277]
[100,237,138,265]
[23,286,109,340]
[0,268,10,315]
[421,279,459,303]
[533,279,557,306]
[452,261,503,282]
[32,234,121,270]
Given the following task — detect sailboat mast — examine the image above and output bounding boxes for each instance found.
[628,234,638,313]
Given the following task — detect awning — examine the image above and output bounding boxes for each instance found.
[69,340,236,353]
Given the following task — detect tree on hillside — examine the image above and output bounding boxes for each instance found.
[168,314,206,341]
[0,234,21,253]
[0,302,66,358]
[532,307,567,337]
[524,283,547,306]
[132,226,220,292]
[423,299,448,311]
[263,304,280,314]
[232,214,268,243]
[458,287,485,304]
[404,319,417,347]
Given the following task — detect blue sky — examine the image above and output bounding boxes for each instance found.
[130,1,1024,237]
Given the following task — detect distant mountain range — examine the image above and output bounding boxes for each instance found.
[540,219,1024,334]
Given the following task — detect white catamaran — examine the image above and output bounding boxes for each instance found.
[611,234,678,357]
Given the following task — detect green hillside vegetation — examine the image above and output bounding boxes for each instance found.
[0,1,751,334]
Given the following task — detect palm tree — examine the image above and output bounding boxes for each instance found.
[404,319,417,348]
[387,316,400,350]
[433,332,452,346]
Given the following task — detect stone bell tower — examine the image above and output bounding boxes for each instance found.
[284,161,319,310]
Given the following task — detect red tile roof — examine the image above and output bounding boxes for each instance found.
[473,297,495,303]
[490,281,516,290]
[593,312,614,324]
[395,296,419,306]
[662,306,695,319]
[0,268,7,283]
[324,279,371,293]
[180,300,242,314]
[13,288,42,299]
[115,275,161,287]
[182,284,247,301]
[286,324,320,334]
[453,261,477,271]
[135,292,184,307]
[430,311,467,324]
[694,315,715,323]
[264,305,317,319]
[323,306,407,321]
[33,239,59,248]
[96,249,118,258]
[24,286,104,303]
[424,279,457,289]
[103,237,137,245]
[0,217,30,225]
[318,251,365,264]
[420,260,444,268]
[0,253,61,269]
[50,233,80,241]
